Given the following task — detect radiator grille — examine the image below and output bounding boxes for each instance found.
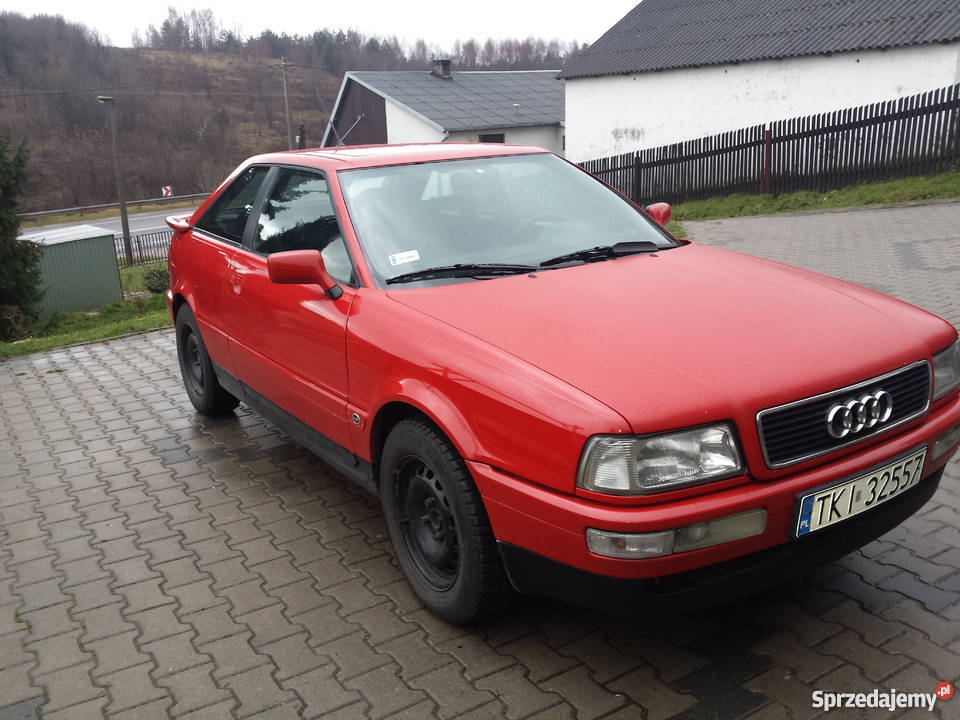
[757,362,930,468]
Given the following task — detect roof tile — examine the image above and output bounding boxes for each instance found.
[349,70,564,131]
[559,0,960,79]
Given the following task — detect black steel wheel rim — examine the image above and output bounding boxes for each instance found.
[182,329,204,395]
[394,456,460,591]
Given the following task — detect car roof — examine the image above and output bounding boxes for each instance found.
[246,143,551,171]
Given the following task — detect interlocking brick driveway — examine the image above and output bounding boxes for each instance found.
[1,201,959,720]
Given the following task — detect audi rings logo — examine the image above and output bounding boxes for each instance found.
[826,390,894,439]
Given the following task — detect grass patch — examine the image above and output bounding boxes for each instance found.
[671,170,960,223]
[665,219,686,237]
[0,294,171,359]
[20,199,198,229]
[119,262,166,294]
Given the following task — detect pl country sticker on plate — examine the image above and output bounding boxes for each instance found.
[388,250,421,266]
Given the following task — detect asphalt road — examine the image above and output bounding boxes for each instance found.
[27,207,198,238]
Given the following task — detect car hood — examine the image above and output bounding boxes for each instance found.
[386,242,946,439]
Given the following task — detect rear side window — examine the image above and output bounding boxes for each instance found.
[252,169,353,284]
[196,166,269,242]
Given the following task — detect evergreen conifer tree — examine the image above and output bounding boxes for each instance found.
[0,140,44,341]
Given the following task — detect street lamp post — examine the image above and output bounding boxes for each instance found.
[97,95,133,266]
[280,55,294,150]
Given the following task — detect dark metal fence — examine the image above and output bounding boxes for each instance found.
[580,84,960,205]
[116,230,172,266]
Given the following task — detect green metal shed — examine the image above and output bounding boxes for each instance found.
[18,224,123,315]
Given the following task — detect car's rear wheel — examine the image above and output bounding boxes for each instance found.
[381,417,508,624]
[175,305,239,416]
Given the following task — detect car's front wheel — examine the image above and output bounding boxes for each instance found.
[175,305,240,416]
[380,417,508,624]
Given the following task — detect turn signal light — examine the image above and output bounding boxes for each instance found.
[586,509,767,559]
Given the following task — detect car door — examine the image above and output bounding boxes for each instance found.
[185,165,271,376]
[227,166,358,450]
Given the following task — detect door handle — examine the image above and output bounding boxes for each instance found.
[222,253,241,292]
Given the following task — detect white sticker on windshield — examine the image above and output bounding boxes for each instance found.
[389,250,420,266]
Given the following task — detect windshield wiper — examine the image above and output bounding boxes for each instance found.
[539,241,660,268]
[386,263,538,285]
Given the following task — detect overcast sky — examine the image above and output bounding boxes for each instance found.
[7,1,638,49]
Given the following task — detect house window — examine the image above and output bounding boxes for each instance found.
[478,133,505,143]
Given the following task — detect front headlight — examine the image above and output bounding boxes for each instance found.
[933,341,960,400]
[577,423,744,495]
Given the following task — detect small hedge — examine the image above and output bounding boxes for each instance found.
[143,266,170,294]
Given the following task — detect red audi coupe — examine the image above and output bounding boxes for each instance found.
[166,144,960,623]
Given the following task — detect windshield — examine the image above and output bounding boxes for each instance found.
[338,153,677,285]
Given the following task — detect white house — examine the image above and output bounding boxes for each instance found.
[560,0,960,162]
[322,60,564,154]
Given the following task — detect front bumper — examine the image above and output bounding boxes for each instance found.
[469,391,959,594]
[497,467,942,615]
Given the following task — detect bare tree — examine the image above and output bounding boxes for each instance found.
[0,10,585,211]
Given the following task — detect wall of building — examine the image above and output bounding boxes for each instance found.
[446,124,564,154]
[564,42,960,162]
[384,102,564,153]
[384,102,446,143]
[324,81,387,146]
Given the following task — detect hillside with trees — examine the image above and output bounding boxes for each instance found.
[0,9,585,212]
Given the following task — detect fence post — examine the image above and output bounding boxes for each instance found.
[762,127,772,194]
[632,152,641,203]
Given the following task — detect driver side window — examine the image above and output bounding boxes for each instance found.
[251,169,355,285]
[195,166,269,242]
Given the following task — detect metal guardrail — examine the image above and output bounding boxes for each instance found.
[20,193,208,219]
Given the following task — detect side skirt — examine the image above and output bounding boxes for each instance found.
[213,365,377,496]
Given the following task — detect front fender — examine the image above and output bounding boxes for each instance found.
[364,378,483,464]
[345,291,629,494]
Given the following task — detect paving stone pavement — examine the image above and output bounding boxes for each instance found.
[684,200,960,331]
[1,201,959,720]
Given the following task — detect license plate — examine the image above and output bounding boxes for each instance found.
[795,448,926,537]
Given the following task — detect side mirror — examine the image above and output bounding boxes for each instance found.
[645,202,672,228]
[165,213,192,232]
[267,250,343,300]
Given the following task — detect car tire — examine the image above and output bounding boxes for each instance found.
[381,417,508,624]
[175,305,240,416]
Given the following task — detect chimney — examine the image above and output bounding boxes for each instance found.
[431,58,451,79]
